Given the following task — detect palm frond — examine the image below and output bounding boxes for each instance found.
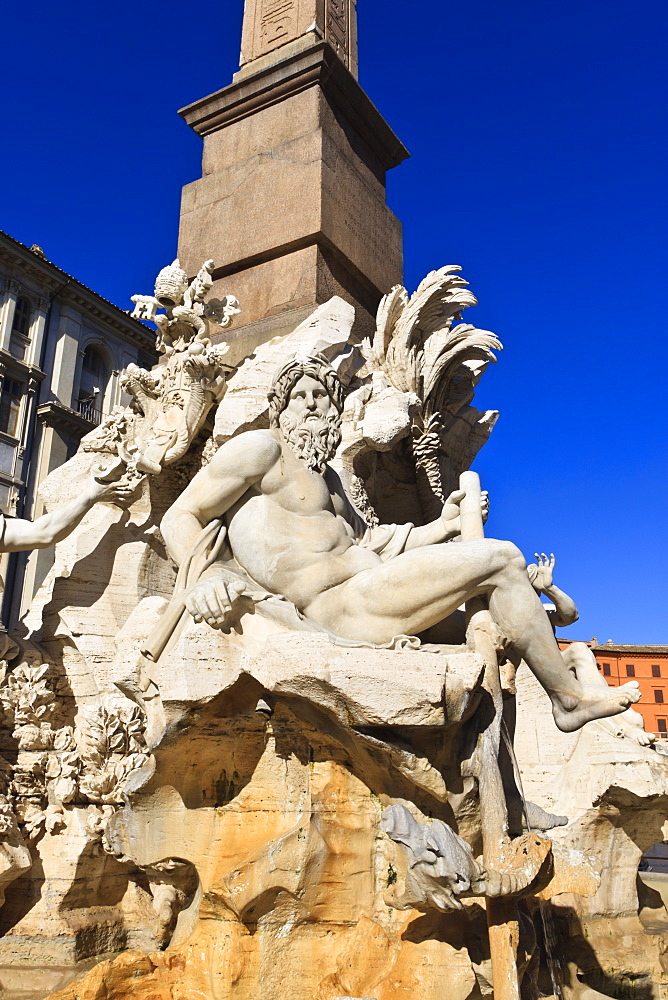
[423,324,501,410]
[362,267,502,413]
[373,285,408,358]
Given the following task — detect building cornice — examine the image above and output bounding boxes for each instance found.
[0,232,155,352]
[178,40,409,173]
[558,639,668,655]
[0,350,47,383]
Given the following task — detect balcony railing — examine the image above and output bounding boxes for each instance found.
[77,398,104,426]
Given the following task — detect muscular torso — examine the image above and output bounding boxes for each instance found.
[225,433,381,611]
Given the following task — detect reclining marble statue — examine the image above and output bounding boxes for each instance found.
[161,353,639,734]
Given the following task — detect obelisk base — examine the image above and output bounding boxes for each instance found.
[178,42,408,356]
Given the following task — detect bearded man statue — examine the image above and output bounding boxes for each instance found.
[268,355,344,475]
[161,354,639,733]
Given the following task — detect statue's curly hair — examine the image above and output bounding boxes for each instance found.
[267,354,344,427]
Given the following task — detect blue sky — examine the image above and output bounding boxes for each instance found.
[3,0,667,642]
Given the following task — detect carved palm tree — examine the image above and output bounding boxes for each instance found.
[360,266,502,521]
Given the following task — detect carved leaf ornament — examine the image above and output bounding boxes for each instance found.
[0,656,151,841]
[363,267,501,426]
[359,266,502,518]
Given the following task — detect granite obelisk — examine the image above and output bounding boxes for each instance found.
[177,0,408,363]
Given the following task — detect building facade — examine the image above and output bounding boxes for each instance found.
[0,231,156,623]
[558,638,668,738]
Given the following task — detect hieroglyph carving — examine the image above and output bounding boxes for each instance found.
[326,0,349,59]
[260,0,295,48]
[252,0,352,61]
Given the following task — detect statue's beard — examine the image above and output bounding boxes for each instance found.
[278,410,342,474]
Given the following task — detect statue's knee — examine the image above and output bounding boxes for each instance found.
[566,641,597,668]
[491,539,525,569]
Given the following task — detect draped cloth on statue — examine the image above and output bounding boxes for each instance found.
[206,518,438,652]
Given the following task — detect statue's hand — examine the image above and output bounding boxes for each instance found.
[185,575,246,628]
[90,460,143,505]
[440,489,489,539]
[440,489,465,538]
[481,490,490,524]
[532,552,555,592]
[89,475,140,504]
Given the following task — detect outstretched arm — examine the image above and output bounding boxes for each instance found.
[544,584,579,627]
[2,476,135,552]
[326,473,488,551]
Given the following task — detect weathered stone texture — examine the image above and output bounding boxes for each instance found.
[515,663,668,996]
[239,0,358,77]
[178,44,407,351]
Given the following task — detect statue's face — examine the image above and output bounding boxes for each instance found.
[285,374,332,421]
[278,372,341,473]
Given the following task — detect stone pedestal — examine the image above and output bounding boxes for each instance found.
[177,40,408,364]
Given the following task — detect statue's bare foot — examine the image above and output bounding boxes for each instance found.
[552,681,640,733]
[629,727,656,747]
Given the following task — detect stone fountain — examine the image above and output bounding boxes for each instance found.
[0,254,665,1000]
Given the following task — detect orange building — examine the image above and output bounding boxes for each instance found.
[557,639,668,738]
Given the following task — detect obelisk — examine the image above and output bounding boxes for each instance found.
[177,0,408,362]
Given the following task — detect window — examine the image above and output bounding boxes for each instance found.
[0,378,22,437]
[653,665,661,678]
[9,296,32,360]
[626,664,635,677]
[78,345,109,424]
[11,297,31,337]
[82,345,107,379]
[658,719,667,735]
[0,440,15,475]
[602,663,611,677]
[655,690,664,704]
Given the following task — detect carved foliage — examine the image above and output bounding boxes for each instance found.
[356,267,502,521]
[83,258,240,477]
[78,705,149,805]
[0,654,151,841]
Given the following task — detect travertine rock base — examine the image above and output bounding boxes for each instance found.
[41,742,488,1000]
[515,663,668,997]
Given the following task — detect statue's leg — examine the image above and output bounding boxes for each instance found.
[489,593,641,732]
[561,641,607,688]
[304,538,640,733]
[304,537,519,640]
[563,642,653,744]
